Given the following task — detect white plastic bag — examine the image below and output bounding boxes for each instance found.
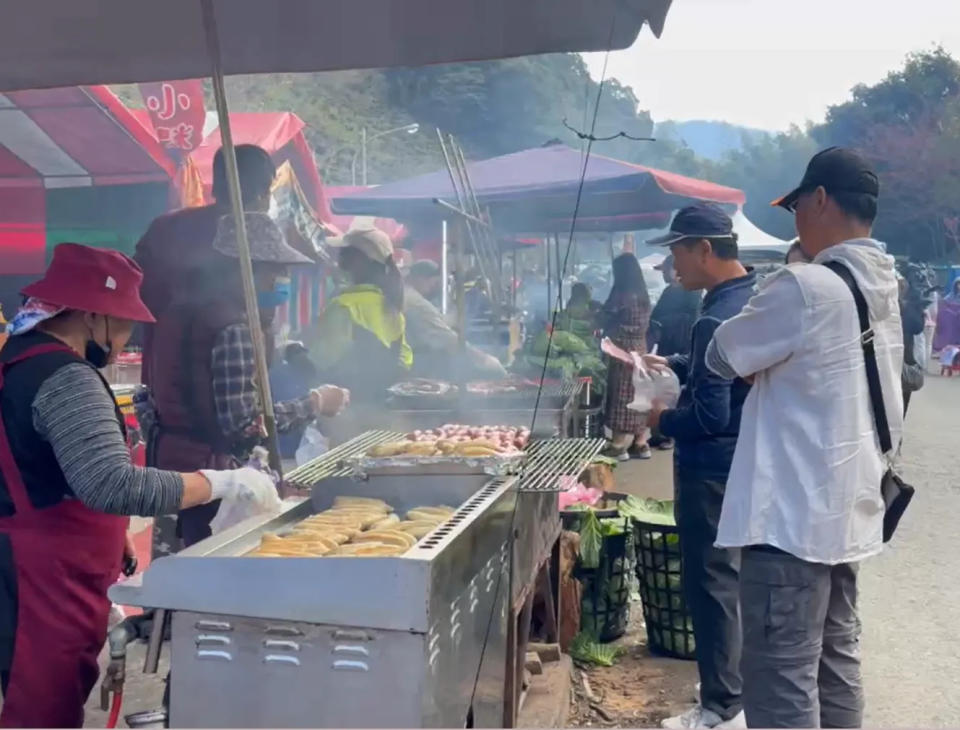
[601,337,680,415]
[627,353,680,414]
[295,423,329,466]
[209,448,282,535]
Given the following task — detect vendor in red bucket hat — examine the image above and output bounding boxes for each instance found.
[0,244,284,728]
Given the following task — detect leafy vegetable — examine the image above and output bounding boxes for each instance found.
[591,455,619,469]
[568,632,626,667]
[618,495,677,526]
[579,510,602,569]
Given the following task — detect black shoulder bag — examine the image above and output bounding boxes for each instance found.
[825,261,914,542]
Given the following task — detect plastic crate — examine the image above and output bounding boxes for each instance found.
[574,517,632,642]
[633,520,695,660]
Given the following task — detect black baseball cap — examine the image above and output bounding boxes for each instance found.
[647,203,735,246]
[772,147,879,211]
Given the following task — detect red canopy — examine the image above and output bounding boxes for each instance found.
[0,85,175,188]
[190,112,334,223]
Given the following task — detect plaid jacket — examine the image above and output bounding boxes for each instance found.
[211,323,314,441]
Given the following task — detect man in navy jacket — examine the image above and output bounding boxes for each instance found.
[645,204,756,730]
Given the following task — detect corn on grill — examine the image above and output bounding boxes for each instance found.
[110,432,604,728]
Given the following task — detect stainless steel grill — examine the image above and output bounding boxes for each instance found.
[284,429,400,488]
[516,437,606,492]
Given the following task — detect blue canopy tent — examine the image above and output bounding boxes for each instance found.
[332,142,745,233]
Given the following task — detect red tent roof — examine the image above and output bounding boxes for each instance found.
[188,112,334,223]
[0,85,175,188]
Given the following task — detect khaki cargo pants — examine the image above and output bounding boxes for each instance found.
[740,547,863,728]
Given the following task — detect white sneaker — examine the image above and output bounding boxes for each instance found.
[661,706,745,730]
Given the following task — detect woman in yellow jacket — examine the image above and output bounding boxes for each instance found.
[307,228,412,402]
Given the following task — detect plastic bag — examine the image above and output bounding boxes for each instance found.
[295,423,329,466]
[209,448,282,535]
[600,337,680,415]
[627,353,680,414]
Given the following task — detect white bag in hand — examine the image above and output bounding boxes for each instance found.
[627,353,680,414]
[601,337,679,415]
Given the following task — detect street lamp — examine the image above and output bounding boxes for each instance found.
[353,123,420,186]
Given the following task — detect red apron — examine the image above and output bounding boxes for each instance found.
[0,344,127,728]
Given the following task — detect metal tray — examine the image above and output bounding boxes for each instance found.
[345,451,526,477]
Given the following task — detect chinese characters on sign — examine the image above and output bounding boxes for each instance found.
[138,80,206,160]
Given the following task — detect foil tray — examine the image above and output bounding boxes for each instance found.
[344,451,526,477]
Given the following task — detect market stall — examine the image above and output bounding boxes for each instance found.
[111,428,605,727]
[2,1,676,727]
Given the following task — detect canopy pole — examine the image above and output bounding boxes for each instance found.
[441,219,449,316]
[201,0,282,475]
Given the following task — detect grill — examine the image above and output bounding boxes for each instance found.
[284,429,400,488]
[516,437,606,492]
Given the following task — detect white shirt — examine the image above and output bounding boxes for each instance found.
[706,239,904,565]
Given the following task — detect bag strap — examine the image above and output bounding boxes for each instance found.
[823,261,893,453]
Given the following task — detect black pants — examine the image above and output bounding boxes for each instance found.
[674,467,742,720]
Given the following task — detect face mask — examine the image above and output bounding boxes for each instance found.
[257,278,291,310]
[85,318,112,369]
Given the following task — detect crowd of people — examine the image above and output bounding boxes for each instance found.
[0,137,942,729]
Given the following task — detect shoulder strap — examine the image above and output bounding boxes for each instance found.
[823,261,893,453]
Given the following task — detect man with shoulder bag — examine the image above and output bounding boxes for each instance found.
[704,148,911,728]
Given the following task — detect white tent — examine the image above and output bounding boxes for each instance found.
[732,208,790,262]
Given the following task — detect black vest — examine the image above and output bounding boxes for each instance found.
[0,331,123,517]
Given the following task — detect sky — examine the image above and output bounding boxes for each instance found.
[583,0,960,131]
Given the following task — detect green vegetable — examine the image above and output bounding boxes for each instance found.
[579,510,602,569]
[550,330,591,355]
[591,455,619,469]
[618,495,677,526]
[568,632,626,667]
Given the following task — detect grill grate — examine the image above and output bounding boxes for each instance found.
[515,437,606,492]
[284,429,401,488]
[284,431,604,493]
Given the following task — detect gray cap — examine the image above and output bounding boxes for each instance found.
[213,212,313,265]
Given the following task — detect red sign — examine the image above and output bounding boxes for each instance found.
[138,80,206,160]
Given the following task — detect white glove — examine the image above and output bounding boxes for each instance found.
[202,467,282,512]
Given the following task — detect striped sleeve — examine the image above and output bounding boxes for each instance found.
[32,363,184,516]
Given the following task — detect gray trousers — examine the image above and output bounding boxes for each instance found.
[675,469,742,720]
[740,548,863,729]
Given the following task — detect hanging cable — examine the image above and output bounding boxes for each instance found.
[562,117,656,143]
[465,7,622,716]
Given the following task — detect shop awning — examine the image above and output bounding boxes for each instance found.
[0,0,673,93]
[332,143,744,231]
[0,85,175,188]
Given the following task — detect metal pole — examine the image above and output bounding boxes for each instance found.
[453,220,467,353]
[554,234,563,312]
[361,127,368,186]
[441,219,449,316]
[545,238,552,323]
[201,0,282,475]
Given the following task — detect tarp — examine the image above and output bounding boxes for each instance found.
[325,185,407,243]
[0,86,175,188]
[0,0,673,93]
[189,111,334,222]
[332,143,745,232]
[0,85,174,274]
[732,208,789,251]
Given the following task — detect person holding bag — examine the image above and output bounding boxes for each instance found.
[705,148,905,728]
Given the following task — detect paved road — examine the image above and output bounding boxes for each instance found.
[615,372,960,728]
[860,373,960,727]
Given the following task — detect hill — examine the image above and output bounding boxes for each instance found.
[655,119,771,161]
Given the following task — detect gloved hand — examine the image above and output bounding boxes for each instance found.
[310,385,350,417]
[201,467,282,512]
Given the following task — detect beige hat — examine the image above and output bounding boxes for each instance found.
[214,212,313,265]
[330,227,394,264]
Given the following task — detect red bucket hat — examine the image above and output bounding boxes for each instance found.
[22,243,155,323]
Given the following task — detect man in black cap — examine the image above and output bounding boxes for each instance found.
[644,203,756,730]
[705,148,903,728]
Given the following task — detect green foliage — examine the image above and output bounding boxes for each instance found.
[579,510,602,570]
[568,631,625,667]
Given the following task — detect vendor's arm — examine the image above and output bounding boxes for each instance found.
[705,271,804,381]
[32,364,214,515]
[211,324,316,438]
[659,318,733,440]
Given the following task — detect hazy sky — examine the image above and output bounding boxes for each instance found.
[583,0,960,131]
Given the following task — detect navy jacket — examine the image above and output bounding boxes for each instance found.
[659,272,756,477]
